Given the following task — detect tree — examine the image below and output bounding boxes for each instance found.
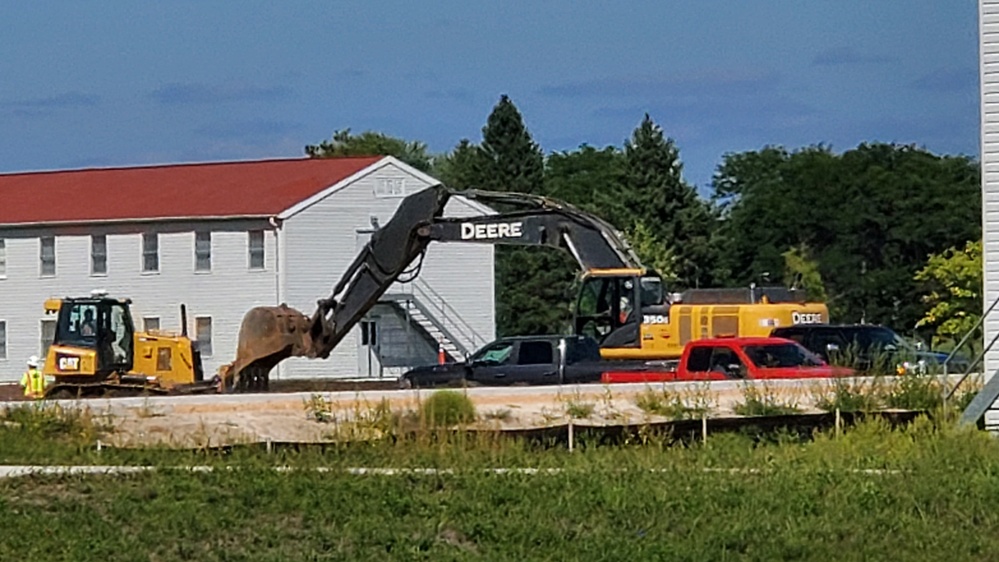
[624,114,716,289]
[711,142,981,331]
[306,128,432,171]
[431,139,483,189]
[475,95,545,194]
[544,144,630,229]
[626,221,679,284]
[915,240,982,349]
[441,95,575,336]
[782,243,827,302]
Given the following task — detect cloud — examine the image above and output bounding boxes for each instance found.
[149,82,292,105]
[539,70,782,99]
[911,68,978,93]
[337,69,365,79]
[423,88,475,102]
[590,94,822,145]
[1,91,100,112]
[812,47,896,66]
[194,119,303,139]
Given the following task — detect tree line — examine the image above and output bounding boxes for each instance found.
[307,95,982,348]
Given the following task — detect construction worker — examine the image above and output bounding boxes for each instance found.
[19,356,45,399]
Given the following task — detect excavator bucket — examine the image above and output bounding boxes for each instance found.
[219,304,319,392]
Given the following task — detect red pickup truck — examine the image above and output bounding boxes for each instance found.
[602,337,854,383]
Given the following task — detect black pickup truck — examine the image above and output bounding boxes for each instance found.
[398,335,609,388]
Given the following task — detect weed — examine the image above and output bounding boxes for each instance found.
[483,408,513,422]
[813,378,882,413]
[881,374,943,411]
[635,386,691,419]
[421,390,476,427]
[304,393,334,423]
[734,382,800,416]
[565,400,595,419]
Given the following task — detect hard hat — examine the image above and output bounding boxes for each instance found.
[27,356,39,368]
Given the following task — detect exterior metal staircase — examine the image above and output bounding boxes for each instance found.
[382,278,490,367]
[945,295,999,428]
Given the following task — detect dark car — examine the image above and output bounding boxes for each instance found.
[399,334,607,388]
[770,324,970,375]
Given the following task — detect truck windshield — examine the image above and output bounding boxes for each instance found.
[743,344,824,368]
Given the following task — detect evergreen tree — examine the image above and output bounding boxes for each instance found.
[466,95,576,336]
[624,114,715,288]
[475,95,545,194]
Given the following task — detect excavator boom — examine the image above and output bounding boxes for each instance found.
[220,184,650,391]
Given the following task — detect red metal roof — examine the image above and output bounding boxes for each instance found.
[0,156,383,226]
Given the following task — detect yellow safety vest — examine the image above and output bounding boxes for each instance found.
[20,368,45,398]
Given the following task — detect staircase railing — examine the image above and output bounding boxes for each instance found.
[407,278,490,355]
[943,293,999,416]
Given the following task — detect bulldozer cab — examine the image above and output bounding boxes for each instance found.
[53,296,135,375]
[574,269,668,348]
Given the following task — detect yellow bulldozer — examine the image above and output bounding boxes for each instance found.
[41,291,216,398]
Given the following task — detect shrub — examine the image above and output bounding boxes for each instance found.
[421,391,476,427]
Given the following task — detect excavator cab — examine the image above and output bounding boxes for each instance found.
[574,269,669,350]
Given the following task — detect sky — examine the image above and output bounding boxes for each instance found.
[0,1,979,191]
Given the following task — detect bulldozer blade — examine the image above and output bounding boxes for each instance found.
[219,304,318,392]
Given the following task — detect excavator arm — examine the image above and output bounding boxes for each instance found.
[220,184,650,391]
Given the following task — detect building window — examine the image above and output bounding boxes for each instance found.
[0,239,6,278]
[143,317,160,332]
[195,231,211,272]
[142,232,159,273]
[91,235,107,276]
[40,236,55,277]
[375,178,406,197]
[248,230,265,270]
[0,321,6,360]
[195,317,213,357]
[40,319,56,360]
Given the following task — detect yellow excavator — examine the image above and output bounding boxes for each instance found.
[41,292,215,398]
[220,184,829,391]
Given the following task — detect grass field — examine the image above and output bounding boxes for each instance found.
[3,402,999,560]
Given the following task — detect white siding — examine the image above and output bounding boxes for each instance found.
[984,0,999,378]
[280,161,495,379]
[0,222,278,382]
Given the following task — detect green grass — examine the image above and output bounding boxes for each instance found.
[3,416,999,560]
[7,396,999,560]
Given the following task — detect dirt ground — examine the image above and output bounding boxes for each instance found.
[0,384,25,402]
[0,378,400,403]
[2,376,961,450]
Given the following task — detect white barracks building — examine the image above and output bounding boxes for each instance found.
[0,156,495,382]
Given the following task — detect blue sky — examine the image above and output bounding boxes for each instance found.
[0,1,979,190]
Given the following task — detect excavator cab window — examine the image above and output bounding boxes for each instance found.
[640,276,665,308]
[574,275,645,345]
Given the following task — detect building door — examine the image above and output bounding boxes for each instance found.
[355,229,382,377]
[358,319,381,377]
